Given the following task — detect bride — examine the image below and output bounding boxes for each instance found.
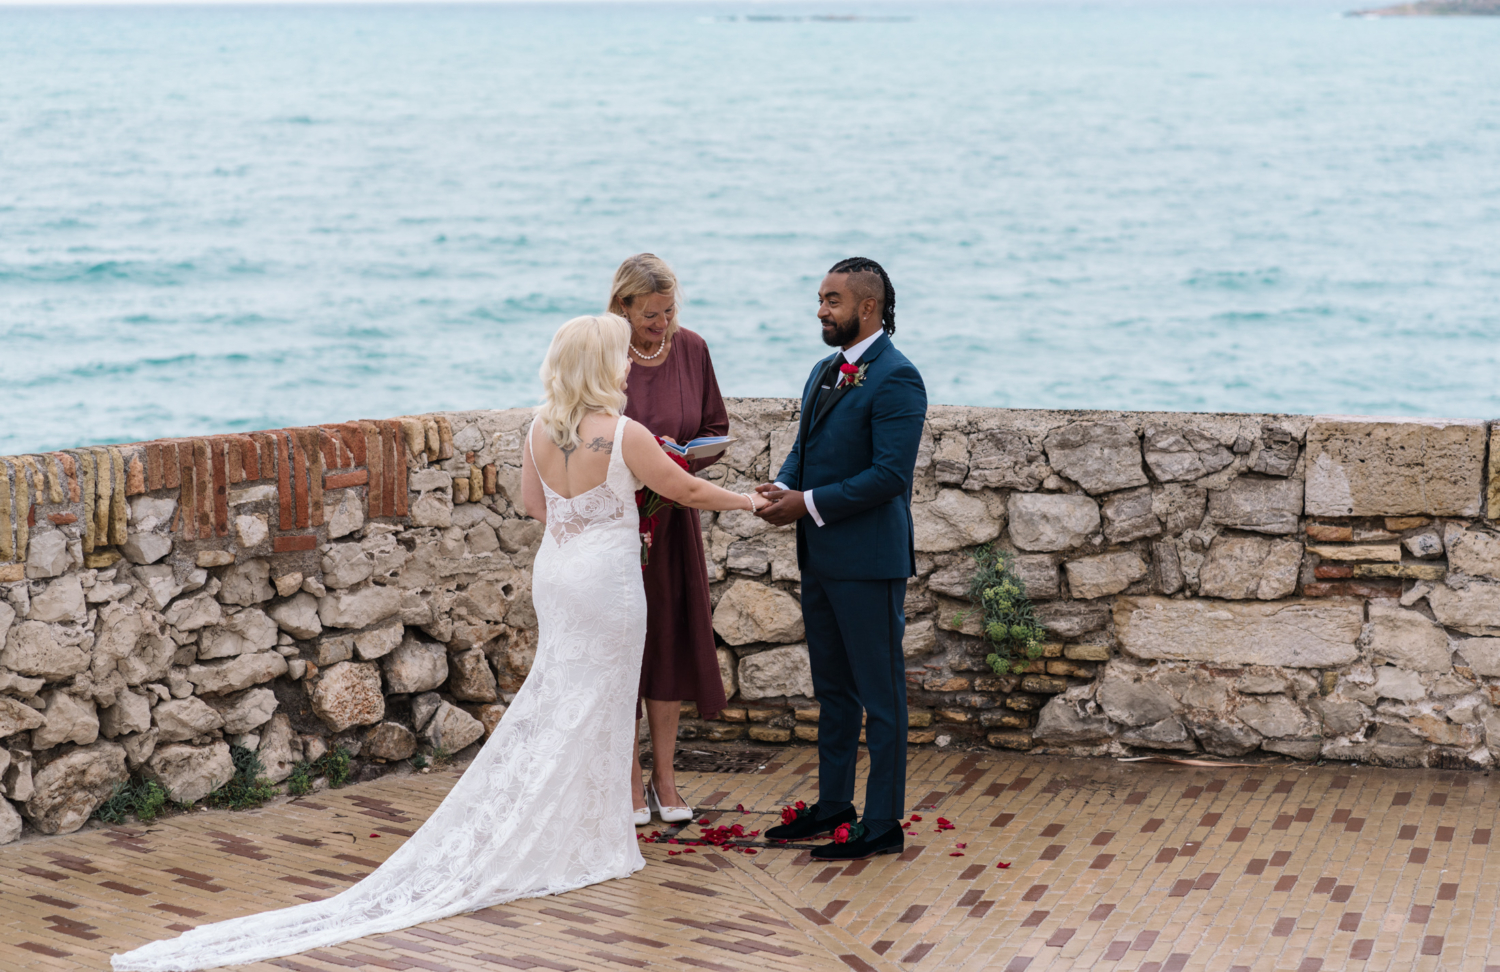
[113,313,769,971]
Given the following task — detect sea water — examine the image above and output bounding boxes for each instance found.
[1,0,1497,454]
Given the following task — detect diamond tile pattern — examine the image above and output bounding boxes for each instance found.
[2,749,1498,970]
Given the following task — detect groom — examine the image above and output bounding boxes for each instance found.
[755,257,927,861]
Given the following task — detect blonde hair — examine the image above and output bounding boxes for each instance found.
[536,314,631,450]
[608,253,680,340]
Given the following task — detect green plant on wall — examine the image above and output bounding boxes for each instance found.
[955,544,1046,676]
[285,760,314,797]
[283,746,354,797]
[95,777,169,824]
[206,746,279,811]
[313,746,353,788]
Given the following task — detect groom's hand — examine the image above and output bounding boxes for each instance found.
[755,488,808,526]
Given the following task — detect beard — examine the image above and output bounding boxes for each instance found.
[820,312,861,348]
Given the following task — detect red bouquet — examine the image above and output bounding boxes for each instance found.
[635,437,689,567]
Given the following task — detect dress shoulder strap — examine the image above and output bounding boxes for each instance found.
[607,414,636,494]
[609,415,628,472]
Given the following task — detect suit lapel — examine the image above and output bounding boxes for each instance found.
[811,333,891,433]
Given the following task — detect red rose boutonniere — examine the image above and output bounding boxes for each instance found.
[635,436,690,567]
[836,361,870,390]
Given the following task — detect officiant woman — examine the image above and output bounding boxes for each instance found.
[611,254,730,822]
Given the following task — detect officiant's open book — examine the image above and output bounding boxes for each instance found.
[662,436,734,460]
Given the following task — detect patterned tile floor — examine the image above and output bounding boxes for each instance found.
[4,747,1500,972]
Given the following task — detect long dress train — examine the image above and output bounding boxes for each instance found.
[113,415,647,971]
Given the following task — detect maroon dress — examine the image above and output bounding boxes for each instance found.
[624,327,730,719]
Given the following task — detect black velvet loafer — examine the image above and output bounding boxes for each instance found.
[764,803,857,842]
[810,822,905,861]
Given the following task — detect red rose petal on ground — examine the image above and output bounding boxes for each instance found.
[957,843,967,849]
[949,852,964,857]
[667,851,679,856]
[369,834,380,838]
[736,804,746,813]
[996,862,1011,869]
[910,814,923,822]
[745,849,758,855]
[684,849,696,854]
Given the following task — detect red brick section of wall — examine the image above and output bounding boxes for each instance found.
[0,415,453,577]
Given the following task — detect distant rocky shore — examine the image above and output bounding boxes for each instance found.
[1350,0,1498,15]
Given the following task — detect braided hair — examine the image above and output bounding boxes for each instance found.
[828,257,896,336]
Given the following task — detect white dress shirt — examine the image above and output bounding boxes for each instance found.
[777,329,884,528]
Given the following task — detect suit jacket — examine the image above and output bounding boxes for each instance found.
[774,332,927,581]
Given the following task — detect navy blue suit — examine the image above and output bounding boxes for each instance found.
[775,332,926,826]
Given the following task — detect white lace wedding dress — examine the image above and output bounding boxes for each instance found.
[114,416,647,971]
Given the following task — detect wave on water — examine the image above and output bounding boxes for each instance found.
[1183,268,1287,291]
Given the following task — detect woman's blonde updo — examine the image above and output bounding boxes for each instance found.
[608,253,680,340]
[536,314,631,450]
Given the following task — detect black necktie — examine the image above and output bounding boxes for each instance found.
[815,357,843,411]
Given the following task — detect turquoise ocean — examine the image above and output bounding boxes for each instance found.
[1,0,1497,455]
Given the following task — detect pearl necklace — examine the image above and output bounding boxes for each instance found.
[631,335,668,361]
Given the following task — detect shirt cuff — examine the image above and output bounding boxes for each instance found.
[802,489,826,528]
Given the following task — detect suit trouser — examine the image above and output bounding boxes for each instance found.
[801,572,908,823]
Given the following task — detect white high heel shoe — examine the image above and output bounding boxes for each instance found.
[633,803,652,827]
[647,781,694,824]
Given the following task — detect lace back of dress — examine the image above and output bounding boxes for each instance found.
[533,416,633,548]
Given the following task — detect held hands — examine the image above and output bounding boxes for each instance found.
[753,483,808,526]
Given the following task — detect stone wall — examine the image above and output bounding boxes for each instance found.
[1,403,1497,843]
